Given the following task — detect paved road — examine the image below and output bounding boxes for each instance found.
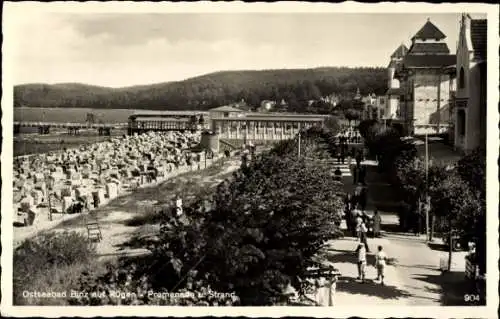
[323,158,469,306]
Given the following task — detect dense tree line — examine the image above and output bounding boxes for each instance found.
[14,67,387,112]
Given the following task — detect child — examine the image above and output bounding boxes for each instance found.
[355,243,367,282]
[375,245,387,285]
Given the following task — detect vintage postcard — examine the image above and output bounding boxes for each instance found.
[1,1,498,318]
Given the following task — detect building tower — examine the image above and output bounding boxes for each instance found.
[394,18,456,135]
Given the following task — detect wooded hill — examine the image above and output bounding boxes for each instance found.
[14,67,387,112]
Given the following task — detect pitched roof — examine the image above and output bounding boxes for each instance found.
[209,105,244,112]
[390,44,409,58]
[387,58,404,69]
[134,117,190,122]
[471,19,487,61]
[402,54,456,68]
[211,116,325,122]
[408,42,450,55]
[131,110,207,116]
[411,20,446,40]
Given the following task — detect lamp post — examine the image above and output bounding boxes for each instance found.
[424,99,430,242]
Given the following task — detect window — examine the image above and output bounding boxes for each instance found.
[457,109,466,136]
[459,67,465,89]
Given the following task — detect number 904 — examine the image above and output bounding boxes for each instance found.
[464,294,480,302]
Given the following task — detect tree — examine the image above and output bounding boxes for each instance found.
[148,131,344,305]
[455,147,486,274]
[15,67,389,112]
[395,158,448,234]
[324,116,340,134]
[198,114,205,125]
[456,147,486,196]
[430,172,482,271]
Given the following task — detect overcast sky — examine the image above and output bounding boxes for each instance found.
[7,12,485,87]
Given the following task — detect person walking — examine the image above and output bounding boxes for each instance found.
[355,212,364,239]
[375,245,387,285]
[344,194,352,232]
[353,167,358,185]
[337,145,343,164]
[350,209,359,237]
[355,150,362,168]
[373,209,382,238]
[357,165,365,185]
[359,186,368,212]
[355,243,367,282]
[354,183,363,205]
[359,220,370,252]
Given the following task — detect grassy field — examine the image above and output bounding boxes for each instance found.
[14,107,145,123]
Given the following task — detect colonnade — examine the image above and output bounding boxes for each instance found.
[212,119,321,141]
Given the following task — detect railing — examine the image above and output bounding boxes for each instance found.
[14,121,128,128]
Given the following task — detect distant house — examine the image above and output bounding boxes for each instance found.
[453,14,487,153]
[209,105,245,119]
[208,105,246,132]
[320,94,339,106]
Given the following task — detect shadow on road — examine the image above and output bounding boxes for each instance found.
[411,273,485,306]
[427,242,449,252]
[325,248,376,264]
[336,276,413,300]
[381,223,401,233]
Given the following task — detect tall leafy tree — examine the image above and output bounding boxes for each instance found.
[430,172,482,271]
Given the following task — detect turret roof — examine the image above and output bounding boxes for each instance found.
[411,19,446,40]
[390,44,409,58]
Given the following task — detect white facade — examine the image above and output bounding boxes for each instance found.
[454,14,487,153]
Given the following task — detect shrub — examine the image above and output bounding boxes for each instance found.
[456,147,486,196]
[150,152,344,305]
[13,231,96,305]
[69,262,239,306]
[72,130,344,306]
[454,148,486,274]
